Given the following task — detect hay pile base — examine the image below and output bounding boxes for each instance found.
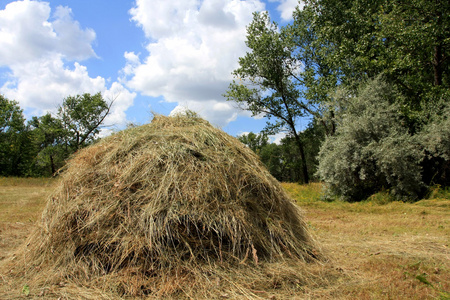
[2,115,324,298]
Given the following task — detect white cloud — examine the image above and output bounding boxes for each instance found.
[125,0,265,127]
[0,1,96,66]
[0,0,135,128]
[1,55,105,112]
[102,82,137,129]
[129,0,199,40]
[237,131,250,137]
[270,132,287,144]
[269,0,303,22]
[169,100,238,127]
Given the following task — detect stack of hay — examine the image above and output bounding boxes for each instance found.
[7,114,322,298]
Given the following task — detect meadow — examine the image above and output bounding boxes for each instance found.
[0,178,448,299]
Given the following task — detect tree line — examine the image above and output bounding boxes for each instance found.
[227,0,449,201]
[0,93,111,177]
[238,123,324,183]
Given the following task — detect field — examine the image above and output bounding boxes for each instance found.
[0,178,449,299]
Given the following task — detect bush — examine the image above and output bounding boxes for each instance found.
[317,78,425,201]
[419,98,450,186]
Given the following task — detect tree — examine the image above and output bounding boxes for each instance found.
[419,99,450,187]
[238,130,324,183]
[288,0,450,200]
[316,78,425,201]
[28,113,65,176]
[0,95,31,176]
[226,12,318,183]
[58,92,112,152]
[302,0,450,112]
[238,132,268,154]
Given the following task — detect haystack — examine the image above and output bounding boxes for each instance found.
[8,115,322,298]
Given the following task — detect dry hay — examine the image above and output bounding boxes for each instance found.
[1,114,326,299]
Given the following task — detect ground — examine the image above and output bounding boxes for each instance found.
[0,178,449,299]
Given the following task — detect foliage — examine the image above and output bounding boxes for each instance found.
[294,0,450,200]
[0,95,32,176]
[27,113,66,176]
[237,131,268,155]
[239,125,325,183]
[419,99,450,186]
[57,92,111,151]
[226,12,317,183]
[0,93,111,177]
[301,0,450,111]
[317,78,425,201]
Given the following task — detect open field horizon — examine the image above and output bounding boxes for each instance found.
[0,178,449,299]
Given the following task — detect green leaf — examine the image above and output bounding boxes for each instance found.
[22,284,30,296]
[415,274,433,287]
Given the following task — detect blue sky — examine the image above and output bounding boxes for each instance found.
[0,0,303,139]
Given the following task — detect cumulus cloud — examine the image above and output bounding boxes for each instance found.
[169,100,238,127]
[0,1,96,65]
[1,56,105,113]
[0,0,135,128]
[103,82,137,128]
[269,0,303,22]
[270,132,287,144]
[125,0,265,127]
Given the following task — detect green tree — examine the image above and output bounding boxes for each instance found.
[260,143,284,181]
[238,129,324,183]
[301,0,450,111]
[226,12,322,183]
[58,92,112,152]
[0,95,32,176]
[288,0,450,200]
[419,99,450,187]
[28,113,65,176]
[238,132,268,154]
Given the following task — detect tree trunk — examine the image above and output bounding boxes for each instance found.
[50,154,56,175]
[329,110,336,136]
[292,131,310,184]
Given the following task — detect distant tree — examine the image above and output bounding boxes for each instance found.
[0,95,32,176]
[226,12,322,183]
[259,143,283,180]
[239,129,324,183]
[28,113,65,176]
[58,92,112,152]
[0,93,113,177]
[238,132,268,154]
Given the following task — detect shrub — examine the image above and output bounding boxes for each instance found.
[419,99,450,186]
[317,78,424,201]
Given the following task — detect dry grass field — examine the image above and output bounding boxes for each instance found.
[0,178,448,299]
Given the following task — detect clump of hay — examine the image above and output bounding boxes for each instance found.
[5,114,323,298]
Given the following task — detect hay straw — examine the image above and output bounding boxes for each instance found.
[3,114,323,298]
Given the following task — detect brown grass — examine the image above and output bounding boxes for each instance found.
[283,182,450,299]
[0,178,55,265]
[1,181,449,299]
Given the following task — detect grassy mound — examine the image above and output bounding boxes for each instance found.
[4,115,322,298]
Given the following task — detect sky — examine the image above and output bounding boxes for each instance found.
[0,0,303,141]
